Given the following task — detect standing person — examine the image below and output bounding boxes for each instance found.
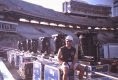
[57,35,84,80]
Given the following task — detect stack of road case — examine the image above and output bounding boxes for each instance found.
[20,62,33,80]
[7,49,15,64]
[14,53,23,69]
[33,60,42,80]
[101,43,118,73]
[44,64,61,80]
[34,56,56,80]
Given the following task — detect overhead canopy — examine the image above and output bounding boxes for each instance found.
[0,0,113,27]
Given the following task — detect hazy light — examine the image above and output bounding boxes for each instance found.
[110,28,115,30]
[30,20,39,24]
[77,26,81,29]
[49,23,57,26]
[58,24,65,27]
[19,18,29,22]
[101,27,107,30]
[40,21,49,25]
[69,25,73,28]
[95,27,100,30]
[88,27,92,29]
[52,34,58,37]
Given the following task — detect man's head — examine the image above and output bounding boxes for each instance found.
[65,35,73,47]
[65,35,73,41]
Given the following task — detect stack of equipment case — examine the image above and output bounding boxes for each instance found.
[33,60,42,80]
[20,62,33,80]
[44,64,60,80]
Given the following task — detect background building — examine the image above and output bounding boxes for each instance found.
[63,0,111,18]
[113,0,118,16]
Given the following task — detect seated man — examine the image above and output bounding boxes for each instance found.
[57,35,84,80]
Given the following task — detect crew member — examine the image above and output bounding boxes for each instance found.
[57,35,84,80]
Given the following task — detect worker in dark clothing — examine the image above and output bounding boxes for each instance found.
[57,35,84,80]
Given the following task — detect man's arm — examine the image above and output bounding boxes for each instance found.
[71,49,78,69]
[57,48,63,64]
[73,52,78,64]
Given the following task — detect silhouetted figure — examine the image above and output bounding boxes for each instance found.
[32,39,38,53]
[41,37,51,55]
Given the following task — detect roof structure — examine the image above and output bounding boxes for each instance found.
[0,0,113,27]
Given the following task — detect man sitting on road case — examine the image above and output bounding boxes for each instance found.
[57,35,84,80]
